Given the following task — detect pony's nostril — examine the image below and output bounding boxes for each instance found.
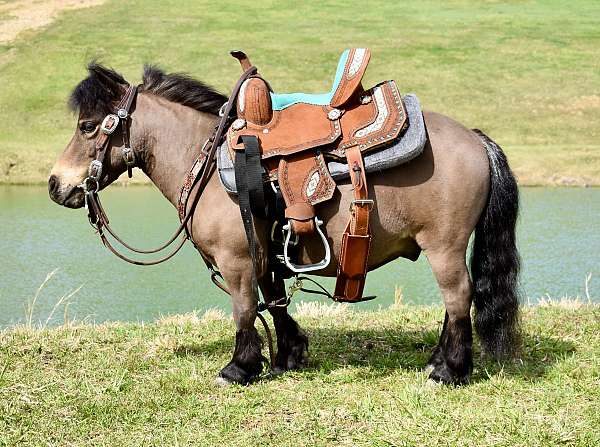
[48,175,59,196]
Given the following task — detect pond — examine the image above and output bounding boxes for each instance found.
[0,185,598,327]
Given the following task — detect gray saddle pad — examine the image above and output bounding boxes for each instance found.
[217,94,426,194]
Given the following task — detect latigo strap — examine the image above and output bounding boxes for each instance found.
[333,146,373,302]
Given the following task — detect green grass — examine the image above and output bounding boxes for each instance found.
[0,0,599,185]
[1,303,599,446]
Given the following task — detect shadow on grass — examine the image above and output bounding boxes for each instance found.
[188,324,576,383]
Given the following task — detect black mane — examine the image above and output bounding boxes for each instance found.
[141,65,227,115]
[69,62,227,116]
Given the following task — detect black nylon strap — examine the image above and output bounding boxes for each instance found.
[235,139,259,298]
[242,135,267,219]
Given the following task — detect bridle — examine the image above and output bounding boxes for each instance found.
[80,66,257,266]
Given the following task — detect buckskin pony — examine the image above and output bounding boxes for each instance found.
[49,49,520,386]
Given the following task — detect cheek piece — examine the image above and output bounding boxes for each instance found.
[79,84,138,197]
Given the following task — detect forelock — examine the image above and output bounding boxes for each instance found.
[68,62,128,116]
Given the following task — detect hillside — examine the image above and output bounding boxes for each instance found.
[1,0,599,185]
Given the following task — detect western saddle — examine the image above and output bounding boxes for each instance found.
[228,48,407,302]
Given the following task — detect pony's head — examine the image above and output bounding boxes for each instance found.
[49,63,130,208]
[49,62,227,208]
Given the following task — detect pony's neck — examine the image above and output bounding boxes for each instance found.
[132,93,219,207]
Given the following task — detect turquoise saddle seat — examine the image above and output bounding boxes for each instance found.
[269,50,350,111]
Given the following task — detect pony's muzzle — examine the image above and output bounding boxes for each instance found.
[48,174,84,208]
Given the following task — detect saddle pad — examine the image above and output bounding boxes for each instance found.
[217,94,426,194]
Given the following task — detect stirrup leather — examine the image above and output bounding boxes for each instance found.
[334,146,373,302]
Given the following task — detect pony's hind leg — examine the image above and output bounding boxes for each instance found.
[216,267,267,385]
[260,274,309,374]
[425,249,473,385]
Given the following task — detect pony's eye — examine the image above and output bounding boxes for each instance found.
[80,121,97,133]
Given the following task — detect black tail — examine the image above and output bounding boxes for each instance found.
[470,129,521,359]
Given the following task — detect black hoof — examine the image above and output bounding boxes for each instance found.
[427,350,472,385]
[428,363,469,385]
[218,361,260,385]
[218,328,266,385]
[427,316,473,385]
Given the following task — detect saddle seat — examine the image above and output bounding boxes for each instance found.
[227,49,409,303]
[269,49,359,110]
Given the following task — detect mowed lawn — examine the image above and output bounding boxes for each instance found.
[0,0,599,185]
[1,304,599,446]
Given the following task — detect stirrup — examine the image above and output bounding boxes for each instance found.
[282,217,331,273]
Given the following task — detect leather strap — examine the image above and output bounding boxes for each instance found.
[89,86,138,182]
[333,145,372,302]
[117,85,138,177]
[177,64,258,221]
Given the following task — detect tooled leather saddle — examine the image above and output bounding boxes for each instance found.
[228,48,408,302]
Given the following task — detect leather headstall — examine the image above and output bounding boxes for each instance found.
[83,84,139,194]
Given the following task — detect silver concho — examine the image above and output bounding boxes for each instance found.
[306,171,320,197]
[231,118,246,130]
[327,108,342,121]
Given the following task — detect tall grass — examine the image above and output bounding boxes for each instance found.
[24,269,83,329]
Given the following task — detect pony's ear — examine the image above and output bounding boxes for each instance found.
[87,62,128,99]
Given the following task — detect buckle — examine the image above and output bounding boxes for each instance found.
[350,199,374,212]
[100,114,120,135]
[88,160,103,180]
[121,147,136,167]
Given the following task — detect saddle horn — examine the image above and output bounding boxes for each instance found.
[230,50,253,71]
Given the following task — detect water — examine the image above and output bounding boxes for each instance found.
[0,185,598,327]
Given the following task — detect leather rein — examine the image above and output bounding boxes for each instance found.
[80,67,258,266]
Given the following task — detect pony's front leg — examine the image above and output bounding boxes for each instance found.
[216,266,267,385]
[259,274,308,374]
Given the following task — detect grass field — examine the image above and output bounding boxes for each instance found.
[1,303,598,446]
[0,0,599,185]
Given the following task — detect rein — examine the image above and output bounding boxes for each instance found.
[80,67,257,265]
